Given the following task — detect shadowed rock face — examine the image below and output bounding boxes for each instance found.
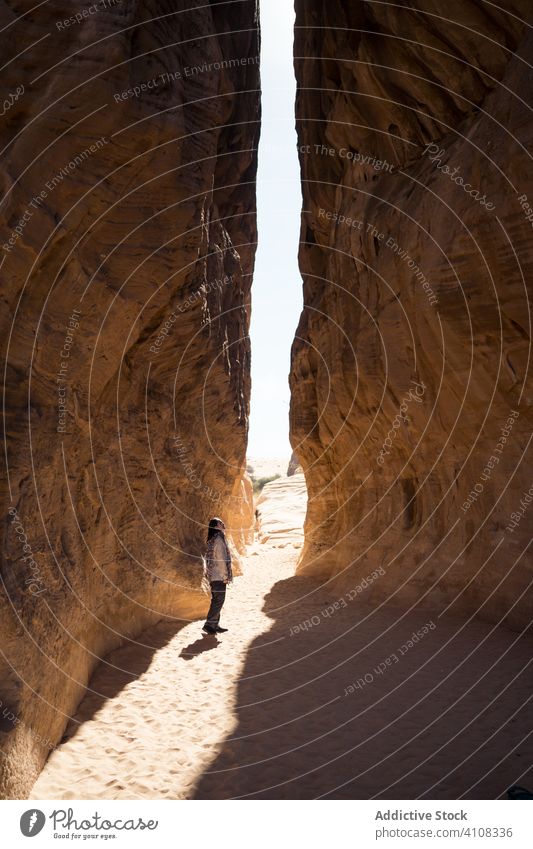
[290,2,533,627]
[0,1,259,797]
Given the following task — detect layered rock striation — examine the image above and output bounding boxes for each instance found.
[0,0,259,797]
[290,1,533,627]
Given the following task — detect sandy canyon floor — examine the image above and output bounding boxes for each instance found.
[31,476,533,800]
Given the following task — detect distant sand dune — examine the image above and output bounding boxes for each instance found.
[255,473,306,547]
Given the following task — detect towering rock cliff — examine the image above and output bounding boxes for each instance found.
[291,1,533,628]
[0,0,259,797]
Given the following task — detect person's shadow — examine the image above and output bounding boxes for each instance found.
[179,634,220,659]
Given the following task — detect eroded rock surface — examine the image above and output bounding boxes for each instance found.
[0,0,258,798]
[228,471,255,555]
[290,1,533,627]
[287,449,302,476]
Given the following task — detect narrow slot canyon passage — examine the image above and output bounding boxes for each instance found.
[29,542,533,800]
[30,0,313,801]
[1,0,533,806]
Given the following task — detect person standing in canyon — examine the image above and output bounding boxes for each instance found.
[202,517,232,635]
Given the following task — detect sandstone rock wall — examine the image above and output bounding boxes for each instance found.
[228,472,255,554]
[290,1,533,629]
[287,449,302,476]
[0,0,259,798]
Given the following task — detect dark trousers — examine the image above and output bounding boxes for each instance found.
[205,581,226,628]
